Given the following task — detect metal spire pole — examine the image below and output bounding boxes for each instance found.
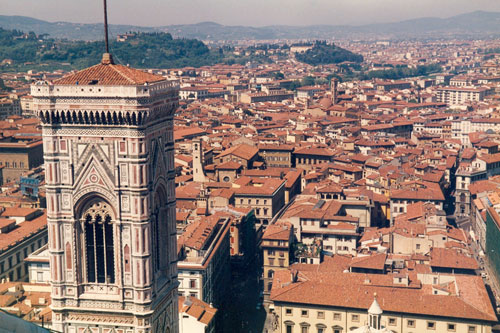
[103,0,109,54]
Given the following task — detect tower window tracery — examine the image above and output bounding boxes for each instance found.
[81,200,115,284]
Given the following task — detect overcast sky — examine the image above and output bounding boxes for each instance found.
[1,0,499,26]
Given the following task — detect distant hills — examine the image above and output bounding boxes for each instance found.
[0,11,499,41]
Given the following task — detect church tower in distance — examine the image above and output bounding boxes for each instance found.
[32,53,179,333]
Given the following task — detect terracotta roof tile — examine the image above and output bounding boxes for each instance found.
[54,62,165,86]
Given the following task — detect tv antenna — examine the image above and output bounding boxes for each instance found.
[103,0,110,54]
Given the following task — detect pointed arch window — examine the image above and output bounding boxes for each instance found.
[82,200,115,284]
[153,186,168,273]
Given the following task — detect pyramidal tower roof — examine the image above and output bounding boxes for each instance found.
[53,53,165,86]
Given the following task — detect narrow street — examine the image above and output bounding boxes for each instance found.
[221,259,266,333]
[470,240,500,332]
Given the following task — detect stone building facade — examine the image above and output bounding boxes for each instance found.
[32,53,180,333]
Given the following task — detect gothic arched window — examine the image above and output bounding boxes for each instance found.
[82,200,115,284]
[153,186,168,273]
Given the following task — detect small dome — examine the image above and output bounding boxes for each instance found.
[319,97,332,109]
[368,295,383,315]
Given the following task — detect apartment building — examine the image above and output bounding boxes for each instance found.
[262,222,293,302]
[0,209,47,282]
[436,86,490,106]
[177,213,231,311]
[233,177,286,228]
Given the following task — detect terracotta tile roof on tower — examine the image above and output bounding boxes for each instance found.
[53,58,165,86]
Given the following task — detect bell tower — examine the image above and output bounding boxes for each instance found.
[330,77,338,105]
[32,53,180,332]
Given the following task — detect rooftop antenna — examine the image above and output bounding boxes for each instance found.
[101,0,114,64]
[103,0,110,54]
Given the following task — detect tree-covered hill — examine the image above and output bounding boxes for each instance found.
[295,41,363,66]
[0,28,226,70]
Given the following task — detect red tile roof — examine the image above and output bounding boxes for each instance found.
[0,213,47,251]
[54,61,165,86]
[271,268,496,322]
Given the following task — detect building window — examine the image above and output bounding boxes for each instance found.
[427,321,436,330]
[37,271,44,282]
[388,318,396,326]
[468,326,476,333]
[317,311,325,319]
[448,323,456,331]
[285,308,292,316]
[333,313,341,321]
[124,244,131,272]
[352,314,359,322]
[190,279,196,288]
[301,326,308,333]
[82,199,115,284]
[407,319,415,328]
[301,310,308,317]
[285,321,295,333]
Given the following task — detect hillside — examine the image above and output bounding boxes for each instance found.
[0,11,499,41]
[295,41,363,66]
[0,29,223,69]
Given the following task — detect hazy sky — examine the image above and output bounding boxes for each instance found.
[1,0,499,26]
